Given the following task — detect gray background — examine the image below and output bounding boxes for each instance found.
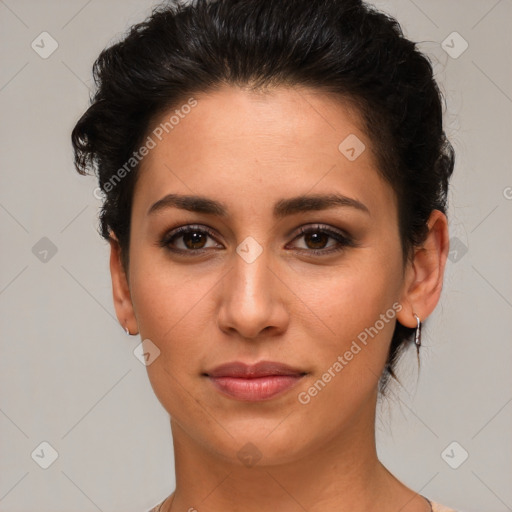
[1,0,511,511]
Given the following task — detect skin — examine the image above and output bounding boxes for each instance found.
[109,85,449,512]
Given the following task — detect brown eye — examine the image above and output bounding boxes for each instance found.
[181,231,208,250]
[303,231,330,250]
[288,224,355,256]
[161,225,221,254]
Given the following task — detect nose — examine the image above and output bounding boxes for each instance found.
[216,244,289,340]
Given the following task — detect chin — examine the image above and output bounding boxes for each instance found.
[205,418,317,467]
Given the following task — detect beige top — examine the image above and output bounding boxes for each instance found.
[430,503,458,512]
[146,496,458,512]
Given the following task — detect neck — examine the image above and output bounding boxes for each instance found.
[163,392,426,512]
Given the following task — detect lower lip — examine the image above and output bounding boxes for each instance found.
[208,375,304,401]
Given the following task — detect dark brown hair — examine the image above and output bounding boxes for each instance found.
[71,0,455,392]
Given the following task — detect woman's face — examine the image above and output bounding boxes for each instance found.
[115,86,414,464]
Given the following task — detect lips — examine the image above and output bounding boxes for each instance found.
[204,361,307,401]
[206,360,306,378]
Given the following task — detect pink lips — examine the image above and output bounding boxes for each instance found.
[205,361,306,401]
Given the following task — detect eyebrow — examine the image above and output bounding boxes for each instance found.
[147,192,370,218]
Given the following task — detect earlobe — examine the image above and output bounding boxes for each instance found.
[109,233,138,335]
[396,209,450,329]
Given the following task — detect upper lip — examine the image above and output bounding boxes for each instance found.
[205,360,307,378]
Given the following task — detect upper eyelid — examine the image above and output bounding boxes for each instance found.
[164,223,351,247]
[293,224,351,239]
[164,225,221,244]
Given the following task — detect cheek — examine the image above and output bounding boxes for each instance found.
[290,269,401,427]
[291,253,402,346]
[128,255,226,387]
[129,250,212,336]
[128,263,215,415]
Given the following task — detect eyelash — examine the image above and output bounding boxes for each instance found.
[159,224,356,257]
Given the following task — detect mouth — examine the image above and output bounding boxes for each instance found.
[203,360,307,402]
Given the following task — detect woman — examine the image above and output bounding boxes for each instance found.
[71,0,456,510]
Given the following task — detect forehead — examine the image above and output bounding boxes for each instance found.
[132,85,395,221]
[145,86,369,160]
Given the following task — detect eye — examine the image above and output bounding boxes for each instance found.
[287,224,355,255]
[160,223,356,257]
[160,225,222,254]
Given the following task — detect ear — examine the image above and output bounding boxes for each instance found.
[396,209,450,329]
[109,232,138,335]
